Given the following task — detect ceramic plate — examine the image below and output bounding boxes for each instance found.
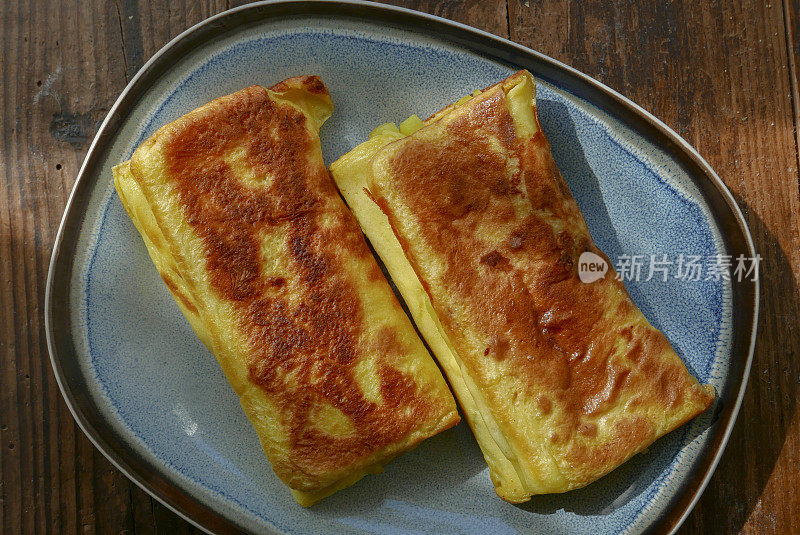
[46,2,758,534]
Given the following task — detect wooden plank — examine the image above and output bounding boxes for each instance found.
[0,1,227,533]
[378,0,510,35]
[1,1,136,532]
[786,0,800,182]
[509,1,800,534]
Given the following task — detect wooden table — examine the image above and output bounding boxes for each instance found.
[2,1,798,533]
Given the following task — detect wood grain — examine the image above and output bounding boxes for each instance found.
[1,2,132,533]
[1,0,797,533]
[0,2,227,533]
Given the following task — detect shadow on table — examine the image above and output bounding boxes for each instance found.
[678,195,799,533]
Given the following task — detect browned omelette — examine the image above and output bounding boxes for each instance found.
[331,70,714,502]
[112,76,459,506]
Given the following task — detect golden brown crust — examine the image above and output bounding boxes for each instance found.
[367,71,713,497]
[116,77,458,503]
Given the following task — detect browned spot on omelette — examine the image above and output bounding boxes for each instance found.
[159,82,440,479]
[160,273,198,315]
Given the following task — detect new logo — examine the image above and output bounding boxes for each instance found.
[578,251,608,283]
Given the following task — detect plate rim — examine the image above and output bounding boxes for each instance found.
[44,1,760,534]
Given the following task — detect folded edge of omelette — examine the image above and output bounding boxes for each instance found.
[330,70,714,502]
[113,75,459,506]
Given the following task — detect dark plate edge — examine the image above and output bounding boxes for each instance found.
[44,1,760,534]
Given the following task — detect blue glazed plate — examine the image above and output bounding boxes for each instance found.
[46,2,758,534]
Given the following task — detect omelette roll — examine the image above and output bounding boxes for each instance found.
[113,76,459,506]
[330,70,714,503]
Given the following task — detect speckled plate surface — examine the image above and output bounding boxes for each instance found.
[45,2,758,534]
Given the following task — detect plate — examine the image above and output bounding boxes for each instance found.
[45,2,758,534]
